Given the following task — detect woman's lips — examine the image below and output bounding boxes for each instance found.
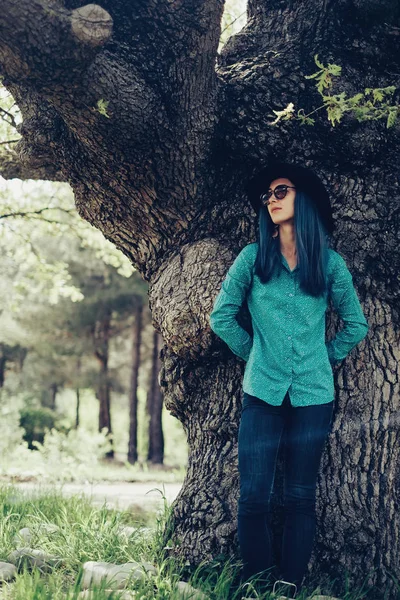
[271,207,282,212]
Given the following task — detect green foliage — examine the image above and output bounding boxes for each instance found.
[270,54,399,128]
[0,422,114,482]
[19,407,62,449]
[270,102,295,125]
[0,400,26,457]
[31,426,113,481]
[95,98,111,118]
[0,482,381,599]
[304,54,342,94]
[0,484,156,577]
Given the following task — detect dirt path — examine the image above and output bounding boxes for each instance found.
[8,481,183,512]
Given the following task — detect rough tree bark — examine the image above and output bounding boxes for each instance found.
[1,0,399,596]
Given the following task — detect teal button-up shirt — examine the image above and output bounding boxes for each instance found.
[209,243,369,407]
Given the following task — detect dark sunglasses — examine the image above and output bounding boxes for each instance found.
[260,184,296,207]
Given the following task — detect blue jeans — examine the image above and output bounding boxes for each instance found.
[237,390,334,591]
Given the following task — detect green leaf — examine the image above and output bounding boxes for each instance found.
[372,89,384,102]
[379,85,396,97]
[95,98,110,118]
[269,102,295,125]
[317,73,330,93]
[352,107,372,121]
[299,115,315,126]
[348,93,364,106]
[327,104,343,126]
[327,63,342,77]
[314,54,324,69]
[304,71,323,80]
[386,107,398,128]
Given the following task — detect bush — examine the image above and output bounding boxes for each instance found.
[0,402,26,457]
[19,406,67,449]
[31,426,113,481]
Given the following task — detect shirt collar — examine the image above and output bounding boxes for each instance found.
[281,253,299,273]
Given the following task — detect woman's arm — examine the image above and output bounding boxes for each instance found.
[326,253,369,365]
[209,246,254,362]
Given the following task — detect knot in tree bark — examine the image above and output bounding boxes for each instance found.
[70,4,113,47]
[149,239,229,361]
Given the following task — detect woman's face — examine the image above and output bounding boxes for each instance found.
[266,177,296,226]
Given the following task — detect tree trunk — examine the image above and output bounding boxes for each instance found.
[50,383,58,411]
[147,329,164,464]
[0,346,5,389]
[94,310,113,458]
[1,1,399,596]
[127,302,143,464]
[75,357,81,428]
[75,387,80,429]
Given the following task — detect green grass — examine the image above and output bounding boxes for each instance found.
[0,484,396,600]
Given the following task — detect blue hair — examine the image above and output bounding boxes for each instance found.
[254,190,330,297]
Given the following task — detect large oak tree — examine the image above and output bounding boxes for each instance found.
[1,0,399,596]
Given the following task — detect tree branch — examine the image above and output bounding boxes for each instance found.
[0,1,113,81]
[0,0,234,278]
[0,207,75,220]
[0,151,67,181]
[217,0,400,166]
[0,106,18,129]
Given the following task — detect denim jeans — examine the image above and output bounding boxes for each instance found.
[237,390,334,592]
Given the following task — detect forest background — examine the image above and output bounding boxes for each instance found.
[0,0,247,485]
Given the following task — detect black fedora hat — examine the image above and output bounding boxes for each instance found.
[246,162,335,235]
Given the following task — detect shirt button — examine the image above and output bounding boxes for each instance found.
[289,293,294,297]
[287,336,292,340]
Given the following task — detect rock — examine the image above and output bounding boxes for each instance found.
[270,595,342,600]
[81,560,156,590]
[0,561,17,582]
[14,524,60,547]
[175,581,208,599]
[14,527,32,546]
[117,526,154,540]
[8,548,63,572]
[269,580,343,600]
[117,526,137,539]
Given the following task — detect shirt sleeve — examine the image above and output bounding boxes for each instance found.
[209,246,254,362]
[326,253,369,365]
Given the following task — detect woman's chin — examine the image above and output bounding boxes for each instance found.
[272,216,294,226]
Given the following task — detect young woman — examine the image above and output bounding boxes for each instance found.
[209,162,369,598]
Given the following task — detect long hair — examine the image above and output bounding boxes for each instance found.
[254,189,330,297]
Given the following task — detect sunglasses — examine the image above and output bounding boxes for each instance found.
[260,184,296,207]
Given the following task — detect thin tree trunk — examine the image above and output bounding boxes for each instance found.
[94,310,113,459]
[75,389,80,428]
[128,302,143,464]
[0,348,5,389]
[75,357,81,428]
[147,330,164,464]
[50,383,57,411]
